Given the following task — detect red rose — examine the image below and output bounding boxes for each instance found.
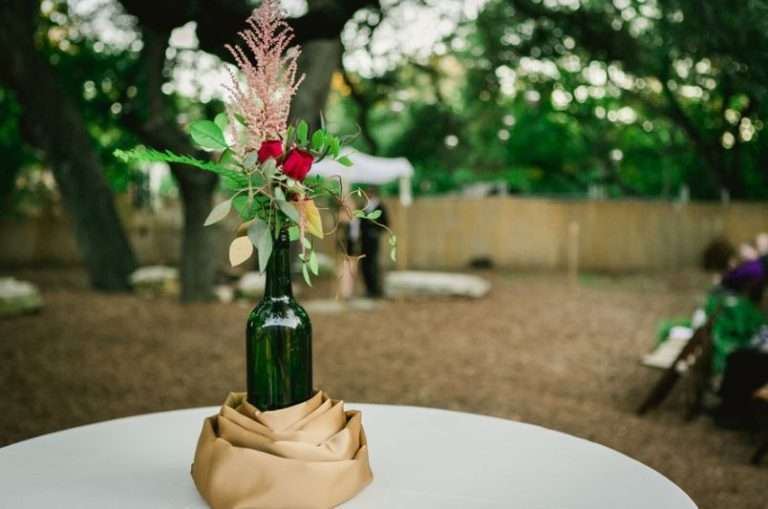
[282,149,313,181]
[257,139,284,163]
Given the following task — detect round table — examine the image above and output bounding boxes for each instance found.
[0,404,696,508]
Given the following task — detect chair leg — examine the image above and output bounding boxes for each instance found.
[637,370,681,415]
[751,438,768,465]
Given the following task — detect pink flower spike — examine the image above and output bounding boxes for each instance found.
[223,0,304,152]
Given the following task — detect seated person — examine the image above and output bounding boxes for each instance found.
[719,232,768,304]
[714,325,768,429]
[650,234,768,375]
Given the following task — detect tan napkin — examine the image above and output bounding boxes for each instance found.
[191,391,373,509]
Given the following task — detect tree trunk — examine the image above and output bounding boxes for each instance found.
[175,169,218,301]
[0,0,136,291]
[129,29,219,302]
[290,39,342,129]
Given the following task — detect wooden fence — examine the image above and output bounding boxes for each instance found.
[1,196,766,272]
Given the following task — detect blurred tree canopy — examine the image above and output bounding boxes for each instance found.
[333,0,768,199]
[0,0,372,298]
[1,0,767,296]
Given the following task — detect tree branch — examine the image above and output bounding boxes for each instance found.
[118,0,380,62]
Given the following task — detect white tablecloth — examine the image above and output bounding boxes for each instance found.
[0,404,696,508]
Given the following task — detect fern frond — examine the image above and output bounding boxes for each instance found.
[114,148,248,187]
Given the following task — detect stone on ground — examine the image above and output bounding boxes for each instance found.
[130,266,179,297]
[302,298,380,314]
[237,272,302,300]
[0,278,43,317]
[385,271,491,299]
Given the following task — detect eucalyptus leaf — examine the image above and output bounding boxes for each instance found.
[243,151,259,168]
[214,112,229,133]
[302,263,312,287]
[204,199,232,226]
[189,120,228,151]
[258,232,273,272]
[308,251,319,275]
[279,200,300,223]
[229,236,254,267]
[262,158,277,178]
[247,220,273,272]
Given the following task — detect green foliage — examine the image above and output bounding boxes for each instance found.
[189,120,228,151]
[331,0,768,200]
[117,113,394,284]
[114,148,248,188]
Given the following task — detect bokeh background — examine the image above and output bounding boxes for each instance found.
[1,1,768,508]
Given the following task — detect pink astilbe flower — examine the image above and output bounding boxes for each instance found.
[225,0,304,153]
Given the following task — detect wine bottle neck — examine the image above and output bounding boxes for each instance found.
[264,227,292,299]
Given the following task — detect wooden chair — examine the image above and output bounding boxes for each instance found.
[751,384,768,465]
[636,310,717,417]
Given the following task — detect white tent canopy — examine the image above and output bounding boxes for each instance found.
[311,152,414,206]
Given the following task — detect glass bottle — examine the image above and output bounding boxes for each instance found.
[245,227,313,410]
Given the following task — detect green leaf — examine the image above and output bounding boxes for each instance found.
[301,236,312,249]
[367,209,382,220]
[115,148,248,187]
[262,158,277,179]
[337,155,353,167]
[219,148,235,165]
[308,250,319,275]
[189,120,228,151]
[354,210,367,218]
[274,186,286,202]
[297,120,308,145]
[388,234,397,246]
[243,151,259,168]
[233,195,253,220]
[329,136,341,157]
[204,199,231,226]
[288,225,300,241]
[247,219,273,273]
[221,176,242,192]
[278,200,301,223]
[214,112,229,133]
[301,263,312,287]
[311,129,326,151]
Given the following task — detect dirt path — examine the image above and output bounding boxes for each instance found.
[0,269,765,508]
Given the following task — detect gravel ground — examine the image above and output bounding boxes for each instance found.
[0,268,766,508]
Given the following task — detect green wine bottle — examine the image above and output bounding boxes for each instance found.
[245,227,313,410]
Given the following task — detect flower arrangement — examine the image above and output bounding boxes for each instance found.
[116,0,395,285]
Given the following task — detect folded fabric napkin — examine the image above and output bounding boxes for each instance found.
[191,391,372,509]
